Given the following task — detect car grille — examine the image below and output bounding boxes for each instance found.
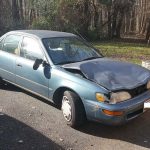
[127,108,143,120]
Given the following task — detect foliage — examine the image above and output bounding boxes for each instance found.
[31,17,51,30]
[88,29,99,41]
[0,0,13,34]
[99,0,112,5]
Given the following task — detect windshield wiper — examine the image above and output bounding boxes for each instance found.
[56,60,79,65]
[56,56,101,65]
[82,56,101,61]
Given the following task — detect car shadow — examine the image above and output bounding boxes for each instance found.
[0,83,59,109]
[0,82,21,92]
[0,114,64,150]
[1,83,150,149]
[79,110,150,149]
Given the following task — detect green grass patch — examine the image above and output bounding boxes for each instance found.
[93,41,150,64]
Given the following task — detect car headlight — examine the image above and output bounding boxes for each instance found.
[96,93,106,102]
[147,81,150,89]
[110,91,131,104]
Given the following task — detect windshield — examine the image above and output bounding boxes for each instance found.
[42,37,102,65]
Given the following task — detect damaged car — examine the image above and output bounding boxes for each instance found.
[0,30,150,128]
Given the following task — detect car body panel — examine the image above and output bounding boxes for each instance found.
[0,50,16,83]
[63,58,150,91]
[84,90,150,125]
[15,57,50,98]
[48,66,108,100]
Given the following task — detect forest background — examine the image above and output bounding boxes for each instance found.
[0,0,150,64]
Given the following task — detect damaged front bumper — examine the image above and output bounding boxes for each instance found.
[83,90,150,125]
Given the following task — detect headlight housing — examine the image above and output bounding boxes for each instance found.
[146,81,150,90]
[96,93,106,102]
[110,91,131,104]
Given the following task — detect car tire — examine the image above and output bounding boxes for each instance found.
[61,91,86,128]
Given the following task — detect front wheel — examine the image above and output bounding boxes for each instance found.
[61,91,86,128]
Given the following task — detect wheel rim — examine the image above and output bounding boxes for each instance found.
[61,96,72,122]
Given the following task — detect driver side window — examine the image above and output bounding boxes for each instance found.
[20,37,44,61]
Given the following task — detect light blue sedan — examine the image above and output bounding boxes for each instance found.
[0,30,150,128]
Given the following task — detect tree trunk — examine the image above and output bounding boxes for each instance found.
[111,10,118,38]
[107,5,112,37]
[12,0,20,24]
[82,0,90,37]
[19,0,24,23]
[146,20,150,41]
[116,13,124,38]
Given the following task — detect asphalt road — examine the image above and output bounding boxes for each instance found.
[0,83,150,150]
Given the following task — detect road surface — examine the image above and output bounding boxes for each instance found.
[0,83,150,150]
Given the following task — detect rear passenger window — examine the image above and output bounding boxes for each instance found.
[3,35,21,54]
[20,37,44,61]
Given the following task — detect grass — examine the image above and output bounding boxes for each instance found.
[93,41,150,64]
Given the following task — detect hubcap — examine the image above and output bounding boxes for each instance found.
[61,96,72,122]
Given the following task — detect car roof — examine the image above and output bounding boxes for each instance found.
[7,30,76,39]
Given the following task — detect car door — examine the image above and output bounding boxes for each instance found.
[0,34,22,83]
[15,36,50,98]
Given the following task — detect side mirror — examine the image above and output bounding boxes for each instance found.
[33,58,43,70]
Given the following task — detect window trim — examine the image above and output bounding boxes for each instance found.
[0,34,23,56]
[42,36,103,65]
[0,37,4,50]
[19,35,46,62]
[0,33,49,64]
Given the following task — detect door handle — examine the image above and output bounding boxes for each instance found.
[16,64,22,67]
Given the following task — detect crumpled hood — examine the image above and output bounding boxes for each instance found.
[63,58,150,91]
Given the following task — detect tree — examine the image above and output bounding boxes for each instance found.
[111,0,135,38]
[12,0,21,28]
[1,0,150,40]
[0,0,12,34]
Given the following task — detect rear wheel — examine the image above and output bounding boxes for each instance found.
[61,91,86,128]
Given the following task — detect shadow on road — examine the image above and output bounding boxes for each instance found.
[0,83,58,109]
[79,110,150,149]
[1,83,150,149]
[0,114,64,150]
[0,82,21,92]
